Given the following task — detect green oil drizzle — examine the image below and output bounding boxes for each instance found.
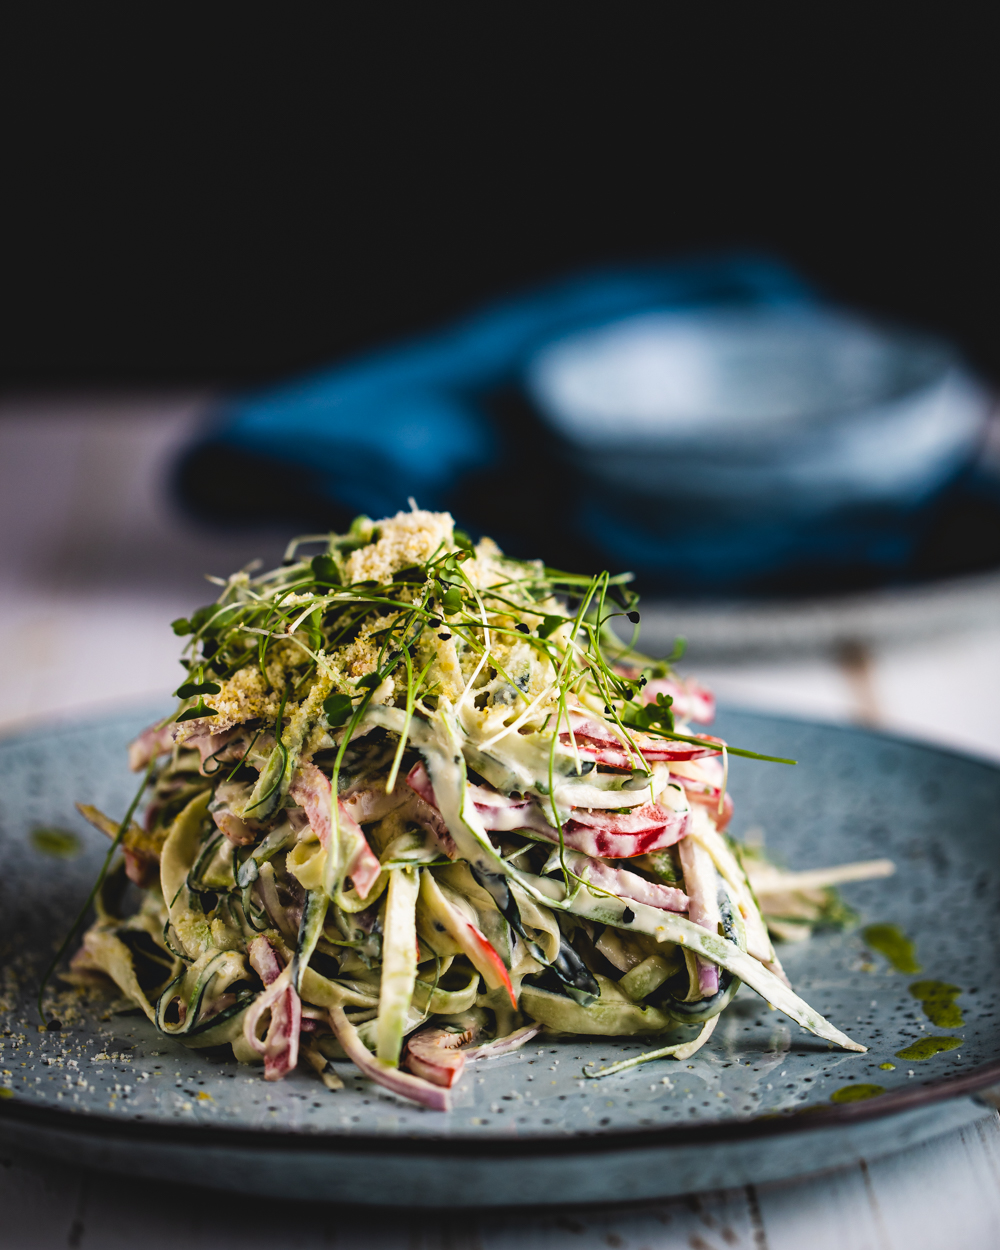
[830,1084,886,1104]
[29,827,83,859]
[878,1063,896,1070]
[862,924,921,974]
[895,1036,962,1061]
[909,980,964,1028]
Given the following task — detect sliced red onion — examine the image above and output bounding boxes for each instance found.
[328,1006,451,1111]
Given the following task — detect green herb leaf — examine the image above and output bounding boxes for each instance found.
[174,680,222,698]
[176,699,218,722]
[622,691,674,733]
[311,554,341,586]
[190,605,216,632]
[441,586,463,615]
[537,614,566,640]
[453,529,474,552]
[171,618,192,636]
[323,692,354,727]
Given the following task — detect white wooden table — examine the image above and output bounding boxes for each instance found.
[3,394,1000,1247]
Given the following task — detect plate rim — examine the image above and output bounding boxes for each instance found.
[3,1060,1000,1157]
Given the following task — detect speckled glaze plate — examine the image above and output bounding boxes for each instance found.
[1,706,999,1206]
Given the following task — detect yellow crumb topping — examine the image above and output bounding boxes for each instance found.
[344,509,454,585]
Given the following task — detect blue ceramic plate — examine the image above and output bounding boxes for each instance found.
[1,707,998,1205]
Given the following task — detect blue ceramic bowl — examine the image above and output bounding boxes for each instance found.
[526,308,989,520]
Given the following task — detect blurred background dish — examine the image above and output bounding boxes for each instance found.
[528,307,983,512]
[526,305,992,590]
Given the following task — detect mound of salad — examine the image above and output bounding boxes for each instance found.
[56,509,890,1109]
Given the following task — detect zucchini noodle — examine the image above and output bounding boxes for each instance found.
[62,509,888,1110]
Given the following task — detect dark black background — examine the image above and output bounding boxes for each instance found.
[1,10,996,391]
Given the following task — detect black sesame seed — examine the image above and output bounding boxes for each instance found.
[622,908,635,924]
[516,623,530,634]
[627,611,640,624]
[438,632,452,641]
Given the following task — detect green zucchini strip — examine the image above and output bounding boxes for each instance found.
[585,1016,720,1078]
[376,867,420,1066]
[524,872,865,1052]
